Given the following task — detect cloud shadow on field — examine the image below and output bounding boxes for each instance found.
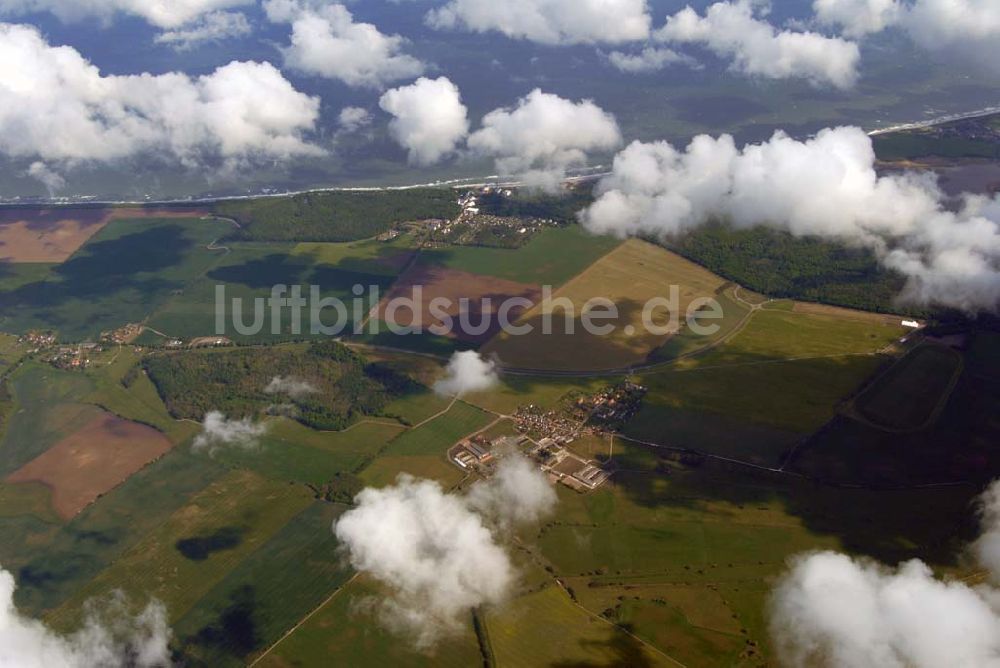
[207,253,396,292]
[187,585,262,660]
[551,625,655,668]
[4,224,191,296]
[175,526,244,562]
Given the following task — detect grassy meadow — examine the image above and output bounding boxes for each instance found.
[0,217,231,340]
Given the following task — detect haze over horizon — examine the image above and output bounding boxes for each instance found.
[0,0,996,199]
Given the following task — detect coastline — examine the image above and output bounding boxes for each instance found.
[2,103,998,209]
[867,105,1000,137]
[0,169,610,209]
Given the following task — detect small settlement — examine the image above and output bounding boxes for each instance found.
[448,381,648,493]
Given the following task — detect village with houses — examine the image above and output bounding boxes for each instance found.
[389,186,560,249]
[448,381,648,493]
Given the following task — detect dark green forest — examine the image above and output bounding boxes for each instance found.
[143,341,418,431]
[216,189,460,242]
[659,223,924,316]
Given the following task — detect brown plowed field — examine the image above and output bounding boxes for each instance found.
[5,412,173,519]
[376,264,543,343]
[0,207,209,263]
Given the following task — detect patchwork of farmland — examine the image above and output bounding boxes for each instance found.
[483,239,731,371]
[0,216,230,340]
[0,198,991,668]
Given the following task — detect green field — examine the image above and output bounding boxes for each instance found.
[0,481,59,523]
[576,583,750,667]
[382,389,453,426]
[649,290,750,362]
[354,320,465,357]
[531,456,980,664]
[627,306,903,465]
[789,338,1000,487]
[210,419,405,486]
[855,344,963,431]
[420,225,622,286]
[7,449,228,615]
[0,218,231,340]
[175,502,354,667]
[463,374,610,417]
[146,242,397,343]
[257,575,483,668]
[46,470,314,629]
[82,347,195,440]
[359,401,492,488]
[624,403,800,468]
[873,132,1000,160]
[372,401,490,458]
[485,584,675,667]
[291,234,419,274]
[0,362,103,475]
[0,332,27,375]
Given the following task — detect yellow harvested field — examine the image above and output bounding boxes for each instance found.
[483,240,727,371]
[789,300,906,324]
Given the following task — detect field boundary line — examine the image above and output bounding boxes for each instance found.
[616,433,802,477]
[513,535,689,668]
[247,572,360,667]
[411,395,458,429]
[554,578,690,668]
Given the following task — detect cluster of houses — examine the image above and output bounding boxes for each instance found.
[574,382,648,430]
[18,330,56,352]
[43,343,102,370]
[101,323,143,345]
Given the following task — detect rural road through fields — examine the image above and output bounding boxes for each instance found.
[247,573,361,668]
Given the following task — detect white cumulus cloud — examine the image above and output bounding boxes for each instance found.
[0,567,171,668]
[337,106,372,133]
[656,0,861,89]
[815,0,1000,51]
[770,480,1000,668]
[0,0,252,29]
[26,161,65,195]
[265,0,425,88]
[606,46,694,73]
[334,456,555,647]
[425,0,651,45]
[193,411,268,454]
[466,455,557,528]
[468,89,622,191]
[974,479,1000,580]
[264,375,318,400]
[433,351,499,396]
[0,23,321,170]
[153,10,252,50]
[379,77,470,166]
[580,126,1000,312]
[813,0,902,38]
